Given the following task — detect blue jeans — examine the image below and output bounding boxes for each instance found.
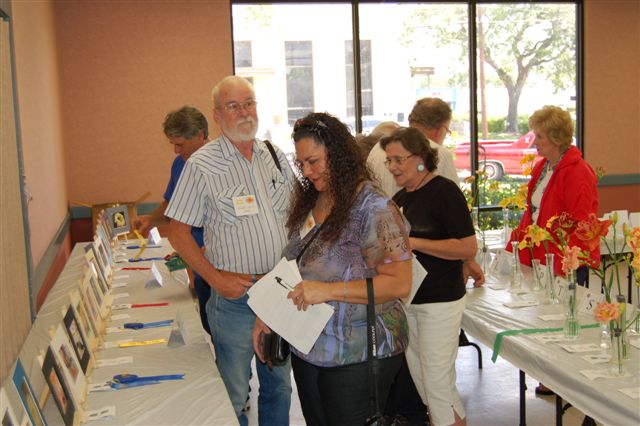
[193,274,211,335]
[207,292,291,426]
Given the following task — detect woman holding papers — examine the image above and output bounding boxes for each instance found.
[254,112,412,426]
[381,127,482,426]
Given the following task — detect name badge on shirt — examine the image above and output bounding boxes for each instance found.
[300,211,316,239]
[233,195,259,216]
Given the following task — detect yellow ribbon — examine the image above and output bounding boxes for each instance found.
[132,230,147,260]
[119,338,166,348]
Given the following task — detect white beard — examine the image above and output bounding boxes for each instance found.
[222,117,258,142]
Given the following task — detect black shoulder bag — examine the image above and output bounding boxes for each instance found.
[259,140,290,367]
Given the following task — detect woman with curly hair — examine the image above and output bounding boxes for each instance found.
[254,112,412,426]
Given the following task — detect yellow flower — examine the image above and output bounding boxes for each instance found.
[546,215,559,229]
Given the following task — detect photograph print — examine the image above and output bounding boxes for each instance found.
[50,323,86,408]
[63,307,90,374]
[11,359,46,426]
[105,205,130,235]
[42,348,75,426]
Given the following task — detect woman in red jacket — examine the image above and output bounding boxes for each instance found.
[507,105,599,395]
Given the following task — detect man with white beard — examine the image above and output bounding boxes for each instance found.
[166,76,295,426]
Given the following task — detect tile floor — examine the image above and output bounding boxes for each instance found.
[247,336,590,426]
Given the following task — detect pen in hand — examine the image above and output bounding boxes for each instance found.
[275,276,294,290]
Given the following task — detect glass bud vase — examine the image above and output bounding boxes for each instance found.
[615,295,630,360]
[563,270,580,339]
[610,328,626,377]
[599,323,611,356]
[542,253,560,304]
[531,259,543,291]
[502,208,511,245]
[509,241,523,290]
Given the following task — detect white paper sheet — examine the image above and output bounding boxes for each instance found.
[402,254,427,305]
[247,257,334,354]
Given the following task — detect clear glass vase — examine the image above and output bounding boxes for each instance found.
[542,253,560,304]
[501,208,511,245]
[510,241,523,290]
[563,270,580,339]
[599,323,611,356]
[615,295,630,360]
[610,328,626,377]
[531,259,543,291]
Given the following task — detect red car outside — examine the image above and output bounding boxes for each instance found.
[453,131,541,180]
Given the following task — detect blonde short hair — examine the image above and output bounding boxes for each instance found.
[528,105,573,150]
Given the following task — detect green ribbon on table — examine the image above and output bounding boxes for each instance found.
[491,323,600,363]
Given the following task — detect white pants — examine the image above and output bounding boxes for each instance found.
[406,296,466,426]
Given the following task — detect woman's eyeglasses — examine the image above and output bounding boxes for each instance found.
[384,154,415,166]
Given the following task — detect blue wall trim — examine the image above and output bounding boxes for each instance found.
[598,173,640,187]
[69,202,160,220]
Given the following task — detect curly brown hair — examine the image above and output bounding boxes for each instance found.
[287,112,371,243]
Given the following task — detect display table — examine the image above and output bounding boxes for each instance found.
[16,241,237,425]
[462,267,639,425]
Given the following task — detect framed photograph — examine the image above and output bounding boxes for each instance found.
[51,323,86,407]
[11,359,46,426]
[97,209,114,242]
[41,347,75,426]
[63,308,91,375]
[105,205,130,236]
[84,244,110,294]
[93,237,113,281]
[69,289,97,350]
[79,269,104,331]
[82,267,107,321]
[1,387,19,426]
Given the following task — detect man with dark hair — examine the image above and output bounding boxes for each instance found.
[133,105,210,334]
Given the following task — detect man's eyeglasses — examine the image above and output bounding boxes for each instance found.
[222,100,257,114]
[384,155,415,166]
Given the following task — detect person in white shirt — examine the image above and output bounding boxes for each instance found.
[408,97,460,186]
[165,76,296,426]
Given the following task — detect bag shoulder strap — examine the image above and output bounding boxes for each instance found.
[366,277,382,418]
[263,140,283,175]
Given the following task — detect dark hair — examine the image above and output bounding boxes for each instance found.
[163,106,209,139]
[380,127,438,172]
[408,97,452,129]
[287,112,370,243]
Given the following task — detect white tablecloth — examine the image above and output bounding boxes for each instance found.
[14,241,238,425]
[462,267,640,425]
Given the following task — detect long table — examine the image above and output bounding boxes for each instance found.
[462,266,639,426]
[13,241,238,425]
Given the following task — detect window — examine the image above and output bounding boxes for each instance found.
[231,2,579,232]
[234,41,252,68]
[345,40,373,119]
[285,41,314,125]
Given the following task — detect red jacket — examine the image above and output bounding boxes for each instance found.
[507,146,599,275]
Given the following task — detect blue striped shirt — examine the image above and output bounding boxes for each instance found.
[165,135,295,274]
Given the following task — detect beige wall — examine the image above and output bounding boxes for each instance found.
[584,0,640,214]
[584,0,640,174]
[6,0,639,282]
[54,0,232,204]
[12,0,68,266]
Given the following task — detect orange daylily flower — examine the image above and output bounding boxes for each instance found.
[574,213,613,251]
[594,302,620,323]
